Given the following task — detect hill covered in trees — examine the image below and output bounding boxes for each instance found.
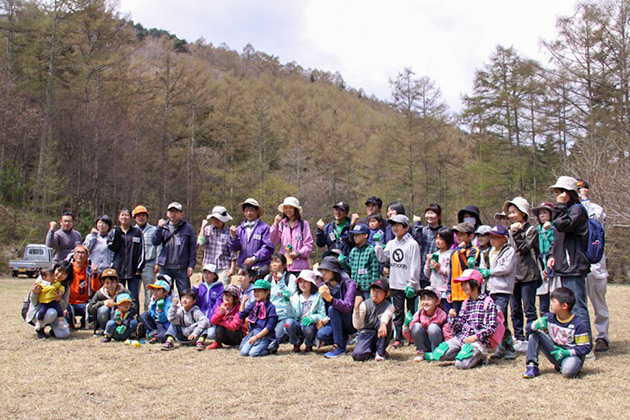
[1,0,629,279]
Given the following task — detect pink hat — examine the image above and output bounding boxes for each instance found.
[454,269,484,285]
[296,270,318,286]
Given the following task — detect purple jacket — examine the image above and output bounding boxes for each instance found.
[229,220,274,267]
[269,219,314,271]
[325,272,357,314]
[194,281,224,319]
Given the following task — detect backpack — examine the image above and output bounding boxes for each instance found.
[462,295,505,349]
[584,217,605,264]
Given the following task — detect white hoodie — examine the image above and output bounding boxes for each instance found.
[375,232,421,291]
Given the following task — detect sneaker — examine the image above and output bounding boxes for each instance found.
[491,346,505,360]
[414,351,425,363]
[292,345,301,353]
[504,346,517,360]
[514,340,528,353]
[206,341,222,350]
[392,340,403,349]
[585,350,596,360]
[324,345,345,358]
[348,334,358,346]
[375,353,385,362]
[35,329,47,340]
[522,363,540,379]
[149,336,158,344]
[93,329,103,337]
[161,341,174,351]
[101,336,111,343]
[196,341,205,351]
[595,338,609,352]
[304,346,313,353]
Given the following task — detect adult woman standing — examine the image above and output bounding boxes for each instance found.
[83,214,114,276]
[107,208,145,309]
[270,197,313,276]
[198,206,237,286]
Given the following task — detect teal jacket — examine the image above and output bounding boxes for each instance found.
[286,292,326,323]
[266,272,297,321]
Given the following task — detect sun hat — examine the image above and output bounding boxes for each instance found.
[503,197,531,220]
[238,198,263,215]
[549,176,579,193]
[278,197,303,216]
[224,285,242,300]
[207,206,232,223]
[202,264,218,274]
[458,205,482,226]
[318,256,343,274]
[296,270,318,286]
[532,202,554,218]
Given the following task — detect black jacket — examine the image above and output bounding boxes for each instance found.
[108,226,145,279]
[550,203,590,277]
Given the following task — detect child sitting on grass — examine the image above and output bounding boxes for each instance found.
[352,279,395,361]
[426,269,498,369]
[239,279,278,357]
[34,261,72,339]
[410,286,453,362]
[285,270,326,353]
[102,292,137,342]
[208,285,246,349]
[194,263,224,342]
[162,288,210,351]
[523,287,592,379]
[266,253,296,345]
[237,266,256,303]
[139,276,173,343]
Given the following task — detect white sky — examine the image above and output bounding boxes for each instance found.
[118,0,578,112]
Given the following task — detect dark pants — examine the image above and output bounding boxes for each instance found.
[538,294,550,317]
[560,276,592,342]
[316,306,356,350]
[491,293,512,341]
[451,300,463,314]
[510,281,538,341]
[66,303,89,328]
[391,289,415,341]
[352,327,391,361]
[159,267,190,297]
[139,311,169,343]
[216,325,243,347]
[38,301,62,320]
[104,319,138,341]
[121,276,141,310]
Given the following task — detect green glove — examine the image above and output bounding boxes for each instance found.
[115,325,126,335]
[467,256,476,268]
[405,286,416,299]
[338,254,346,263]
[156,299,165,311]
[301,315,313,327]
[425,341,450,361]
[479,268,490,278]
[455,343,475,361]
[404,310,413,327]
[282,290,291,302]
[114,309,122,323]
[550,345,570,361]
[373,232,382,242]
[533,316,548,331]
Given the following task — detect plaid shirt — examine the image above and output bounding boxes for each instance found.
[414,224,441,281]
[449,292,498,345]
[199,225,236,269]
[347,243,380,292]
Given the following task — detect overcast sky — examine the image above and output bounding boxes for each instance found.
[118,0,578,112]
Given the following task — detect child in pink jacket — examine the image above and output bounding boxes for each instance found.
[410,286,453,361]
[208,285,246,349]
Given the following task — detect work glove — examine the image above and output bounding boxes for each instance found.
[467,256,476,268]
[425,341,450,361]
[282,290,291,302]
[479,268,491,278]
[455,343,475,361]
[156,299,165,311]
[405,286,416,299]
[532,316,548,331]
[404,310,413,327]
[373,232,382,242]
[301,315,313,327]
[550,345,570,361]
[115,325,126,336]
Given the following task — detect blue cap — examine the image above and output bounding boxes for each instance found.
[349,223,370,235]
[489,225,509,237]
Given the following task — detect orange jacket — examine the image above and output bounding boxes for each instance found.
[69,262,101,305]
[449,245,479,302]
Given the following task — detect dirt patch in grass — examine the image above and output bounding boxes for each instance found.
[1,277,629,419]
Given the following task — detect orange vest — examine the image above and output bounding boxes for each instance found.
[69,263,101,305]
[450,245,479,302]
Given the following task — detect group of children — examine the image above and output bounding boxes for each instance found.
[31,181,598,379]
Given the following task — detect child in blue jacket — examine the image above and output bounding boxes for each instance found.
[139,276,173,343]
[239,279,278,357]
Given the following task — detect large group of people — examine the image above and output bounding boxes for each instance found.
[23,175,610,378]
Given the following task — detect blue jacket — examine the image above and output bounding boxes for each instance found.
[315,218,354,256]
[148,295,173,327]
[152,220,197,269]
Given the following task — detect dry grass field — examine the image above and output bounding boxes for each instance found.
[1,277,629,420]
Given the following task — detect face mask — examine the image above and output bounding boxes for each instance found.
[464,217,476,225]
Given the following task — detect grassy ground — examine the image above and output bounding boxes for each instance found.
[1,277,629,420]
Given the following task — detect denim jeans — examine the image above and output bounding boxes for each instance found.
[510,281,538,341]
[538,293,550,317]
[285,318,317,347]
[165,324,206,343]
[239,329,273,357]
[96,305,113,330]
[491,293,512,342]
[139,311,169,342]
[560,276,592,342]
[159,267,190,297]
[411,323,444,352]
[66,303,88,327]
[526,330,584,378]
[121,276,141,310]
[140,260,156,311]
[316,306,356,350]
[104,319,138,341]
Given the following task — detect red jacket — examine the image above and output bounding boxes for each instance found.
[409,306,453,341]
[210,304,246,334]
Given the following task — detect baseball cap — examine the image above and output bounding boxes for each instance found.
[370,278,389,293]
[364,196,383,207]
[475,225,493,235]
[454,269,484,284]
[419,286,439,299]
[167,202,183,211]
[489,225,509,237]
[115,293,132,305]
[387,214,410,226]
[332,201,350,213]
[349,223,370,235]
[451,222,475,233]
[147,278,171,293]
[252,279,271,290]
[101,268,118,280]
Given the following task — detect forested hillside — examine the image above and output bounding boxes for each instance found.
[1,0,629,279]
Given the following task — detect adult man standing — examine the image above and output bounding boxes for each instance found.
[578,179,611,352]
[152,202,197,296]
[316,201,354,257]
[45,211,82,262]
[133,205,159,311]
[351,196,383,226]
